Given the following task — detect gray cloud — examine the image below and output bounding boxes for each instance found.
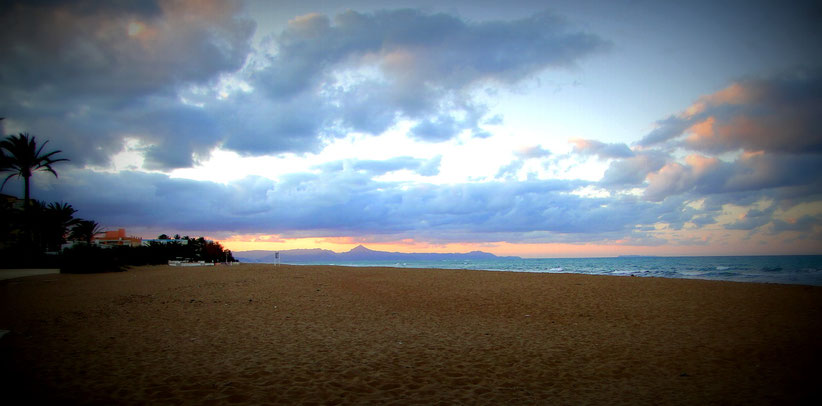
[251,8,609,146]
[1,5,608,169]
[725,206,777,231]
[571,139,633,159]
[599,150,669,187]
[515,145,551,159]
[255,9,607,97]
[771,215,822,234]
[0,0,253,100]
[32,167,682,244]
[496,145,552,179]
[316,156,442,177]
[642,153,822,202]
[218,92,329,157]
[409,115,464,142]
[495,160,525,180]
[636,115,691,148]
[22,144,818,247]
[0,0,256,169]
[595,69,822,216]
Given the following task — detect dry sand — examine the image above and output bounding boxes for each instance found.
[1,264,820,405]
[0,269,60,281]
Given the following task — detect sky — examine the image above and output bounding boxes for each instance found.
[1,0,821,257]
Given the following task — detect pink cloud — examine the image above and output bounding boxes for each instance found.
[644,162,690,201]
[641,71,822,154]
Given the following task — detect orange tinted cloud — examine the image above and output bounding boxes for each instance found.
[219,235,750,258]
[703,82,758,105]
[684,154,719,175]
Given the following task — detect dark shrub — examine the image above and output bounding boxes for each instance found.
[60,245,126,274]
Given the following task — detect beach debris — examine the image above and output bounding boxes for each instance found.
[169,260,214,267]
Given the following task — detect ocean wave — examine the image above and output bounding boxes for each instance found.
[312,256,822,286]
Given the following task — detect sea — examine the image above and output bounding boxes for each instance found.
[281,255,822,286]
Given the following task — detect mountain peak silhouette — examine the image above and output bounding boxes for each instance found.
[348,245,374,253]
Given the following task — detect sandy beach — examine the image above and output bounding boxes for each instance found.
[1,264,820,405]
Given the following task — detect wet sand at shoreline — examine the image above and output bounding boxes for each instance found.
[1,264,820,404]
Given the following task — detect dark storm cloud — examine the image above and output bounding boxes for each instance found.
[126,102,224,170]
[0,0,254,99]
[0,0,164,16]
[0,0,255,168]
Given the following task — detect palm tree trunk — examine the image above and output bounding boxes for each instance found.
[23,174,33,264]
[24,174,30,207]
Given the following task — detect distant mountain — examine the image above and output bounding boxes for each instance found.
[235,245,519,263]
[232,250,281,260]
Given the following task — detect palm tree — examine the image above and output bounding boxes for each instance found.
[0,146,10,175]
[0,118,8,172]
[0,133,69,208]
[41,202,80,251]
[70,220,104,245]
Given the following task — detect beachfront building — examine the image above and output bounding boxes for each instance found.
[0,194,25,251]
[141,238,189,246]
[92,228,142,248]
[0,193,25,210]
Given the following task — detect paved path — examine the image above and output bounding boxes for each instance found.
[0,269,60,281]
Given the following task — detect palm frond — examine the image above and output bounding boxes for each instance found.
[1,172,17,191]
[0,132,68,197]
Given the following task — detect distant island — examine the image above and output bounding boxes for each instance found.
[235,245,520,263]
